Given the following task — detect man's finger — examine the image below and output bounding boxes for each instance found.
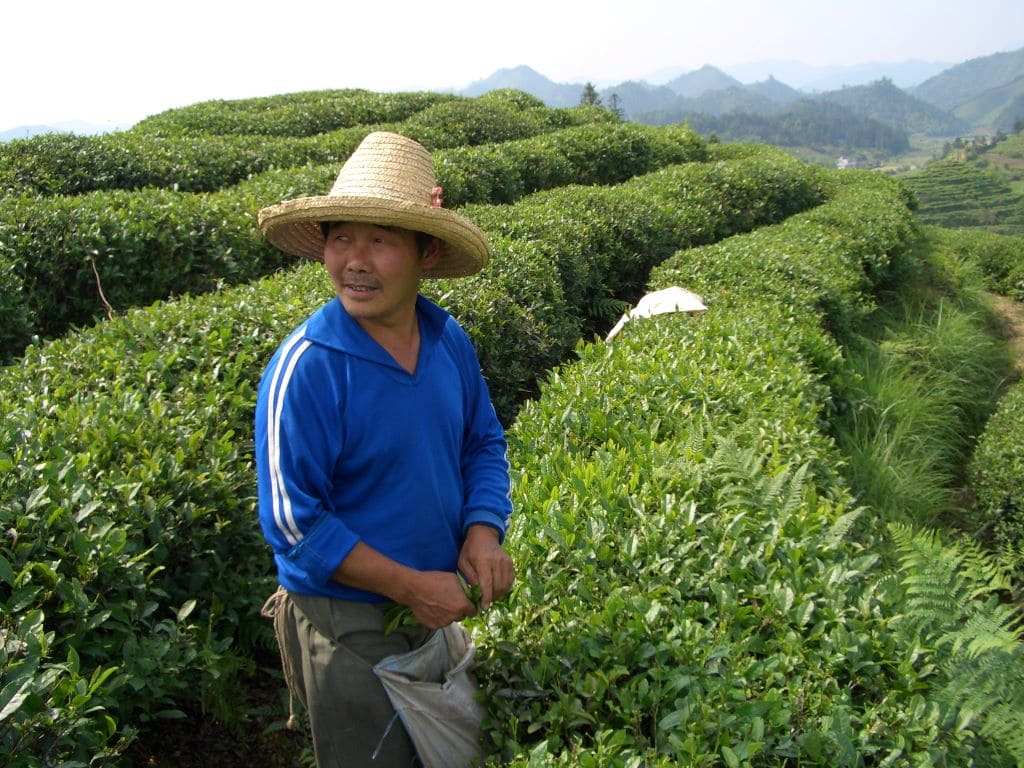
[462,593,478,619]
[478,561,494,609]
[459,557,479,586]
[497,558,514,599]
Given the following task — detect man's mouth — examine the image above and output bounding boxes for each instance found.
[344,283,379,294]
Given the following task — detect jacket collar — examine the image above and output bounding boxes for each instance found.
[305,294,449,372]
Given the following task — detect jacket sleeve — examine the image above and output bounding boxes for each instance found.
[451,324,513,541]
[255,340,360,586]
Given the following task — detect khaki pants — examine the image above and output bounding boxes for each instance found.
[267,590,430,768]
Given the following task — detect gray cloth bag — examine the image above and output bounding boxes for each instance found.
[372,623,485,768]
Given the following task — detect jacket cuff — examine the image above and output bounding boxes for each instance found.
[463,510,508,544]
[286,514,361,587]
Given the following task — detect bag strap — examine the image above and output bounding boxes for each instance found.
[260,586,301,730]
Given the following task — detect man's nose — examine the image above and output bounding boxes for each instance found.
[345,240,371,270]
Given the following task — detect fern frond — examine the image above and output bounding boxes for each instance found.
[890,522,1024,764]
[939,606,1023,659]
[824,507,865,547]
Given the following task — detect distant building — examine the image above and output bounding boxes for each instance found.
[836,156,852,169]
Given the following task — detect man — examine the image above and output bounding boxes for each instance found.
[254,131,515,767]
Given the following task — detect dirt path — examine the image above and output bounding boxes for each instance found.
[988,291,1024,376]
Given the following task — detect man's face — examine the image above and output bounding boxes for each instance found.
[322,221,437,330]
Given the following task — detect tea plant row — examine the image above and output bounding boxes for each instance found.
[0,122,706,362]
[477,172,1019,764]
[132,88,455,137]
[0,91,612,197]
[0,149,824,765]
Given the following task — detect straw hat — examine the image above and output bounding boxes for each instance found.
[258,132,489,278]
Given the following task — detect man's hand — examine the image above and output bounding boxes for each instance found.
[404,571,477,630]
[458,525,515,610]
[333,542,474,629]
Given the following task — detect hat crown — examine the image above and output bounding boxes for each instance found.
[329,132,436,205]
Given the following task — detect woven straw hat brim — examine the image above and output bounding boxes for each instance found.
[258,195,489,279]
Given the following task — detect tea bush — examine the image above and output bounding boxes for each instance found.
[0,151,822,764]
[971,381,1024,559]
[133,89,453,137]
[927,225,1024,575]
[474,170,1015,764]
[826,232,1011,527]
[924,226,1024,301]
[0,96,610,197]
[1,121,695,362]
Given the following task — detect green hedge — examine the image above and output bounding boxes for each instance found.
[971,381,1024,553]
[0,123,706,364]
[0,96,611,197]
[933,226,1024,564]
[0,233,32,358]
[473,173,1012,764]
[484,306,925,764]
[133,89,454,137]
[0,149,823,765]
[923,226,1024,301]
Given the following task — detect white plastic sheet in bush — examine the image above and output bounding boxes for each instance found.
[606,286,707,341]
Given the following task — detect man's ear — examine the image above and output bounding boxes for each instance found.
[421,237,441,269]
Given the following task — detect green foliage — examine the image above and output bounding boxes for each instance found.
[579,82,602,107]
[473,89,549,111]
[0,188,268,347]
[889,523,1024,765]
[902,160,1024,232]
[828,234,1011,526]
[649,169,916,346]
[474,171,1003,763]
[0,150,822,764]
[0,122,704,361]
[0,244,33,366]
[971,381,1024,562]
[817,78,969,137]
[992,130,1024,160]
[659,100,912,153]
[923,226,1024,301]
[133,89,452,137]
[0,94,606,197]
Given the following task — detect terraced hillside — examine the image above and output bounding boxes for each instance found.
[2,88,1023,768]
[902,158,1024,233]
[978,130,1024,196]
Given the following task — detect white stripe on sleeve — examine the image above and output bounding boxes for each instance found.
[272,339,313,546]
[266,327,308,546]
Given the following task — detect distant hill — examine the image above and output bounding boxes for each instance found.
[817,78,969,137]
[599,79,790,122]
[724,59,952,90]
[642,99,910,154]
[952,74,1024,132]
[462,65,582,107]
[665,65,742,98]
[745,76,802,106]
[913,47,1024,111]
[994,92,1024,132]
[598,80,681,119]
[460,51,1023,138]
[682,86,782,117]
[1,120,127,142]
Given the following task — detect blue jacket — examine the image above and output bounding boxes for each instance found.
[254,295,512,602]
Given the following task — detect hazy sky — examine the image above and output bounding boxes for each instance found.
[4,0,1022,128]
